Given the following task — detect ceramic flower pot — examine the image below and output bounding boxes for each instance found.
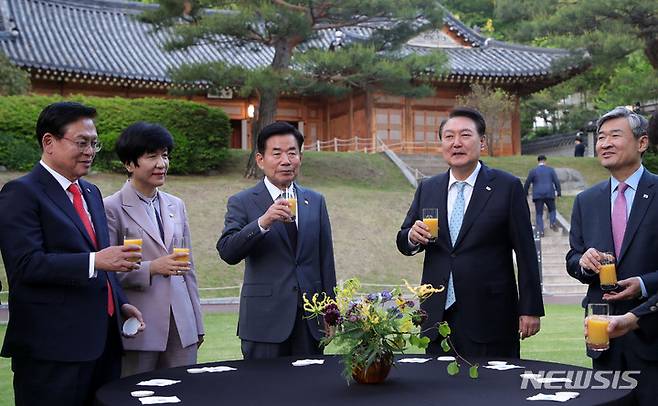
[352,352,393,384]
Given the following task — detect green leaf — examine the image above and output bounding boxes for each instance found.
[440,338,450,353]
[408,334,418,347]
[417,336,431,349]
[438,322,451,338]
[447,361,459,376]
[469,365,479,379]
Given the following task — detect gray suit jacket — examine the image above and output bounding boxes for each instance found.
[217,180,336,343]
[104,182,204,352]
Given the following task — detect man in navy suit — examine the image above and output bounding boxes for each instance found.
[606,293,658,342]
[397,107,544,358]
[218,122,336,359]
[566,106,658,405]
[524,155,561,236]
[0,102,145,406]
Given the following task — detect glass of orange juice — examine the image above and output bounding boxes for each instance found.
[586,303,610,351]
[598,252,617,292]
[123,228,142,263]
[422,208,439,243]
[284,188,297,222]
[173,236,190,264]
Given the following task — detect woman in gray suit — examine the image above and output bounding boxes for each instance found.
[104,122,204,376]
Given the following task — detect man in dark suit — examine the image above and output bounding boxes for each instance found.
[566,106,658,405]
[524,155,561,236]
[397,107,544,358]
[218,122,336,360]
[605,293,658,342]
[574,135,586,157]
[0,102,145,406]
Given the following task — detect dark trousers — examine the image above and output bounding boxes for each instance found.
[426,303,519,358]
[241,306,322,360]
[11,317,121,406]
[533,198,556,234]
[592,334,658,406]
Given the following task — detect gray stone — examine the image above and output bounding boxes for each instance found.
[555,167,587,195]
[0,166,7,172]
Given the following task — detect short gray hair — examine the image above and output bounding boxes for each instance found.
[597,106,649,139]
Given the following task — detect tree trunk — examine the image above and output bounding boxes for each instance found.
[644,38,658,70]
[244,39,295,178]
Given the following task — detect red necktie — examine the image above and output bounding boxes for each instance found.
[68,183,114,317]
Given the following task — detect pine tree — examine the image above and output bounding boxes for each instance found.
[142,1,447,177]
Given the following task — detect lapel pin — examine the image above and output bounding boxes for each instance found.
[643,194,649,199]
[86,187,91,193]
[485,186,492,191]
[169,213,174,218]
[304,200,309,205]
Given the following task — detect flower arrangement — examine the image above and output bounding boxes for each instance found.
[304,278,478,383]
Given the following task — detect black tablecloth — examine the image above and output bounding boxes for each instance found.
[96,356,633,406]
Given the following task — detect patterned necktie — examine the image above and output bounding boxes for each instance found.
[445,182,467,309]
[148,199,165,243]
[611,182,629,258]
[67,183,114,317]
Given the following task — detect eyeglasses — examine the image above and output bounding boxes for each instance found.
[61,137,102,153]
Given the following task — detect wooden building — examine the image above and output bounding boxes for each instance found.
[0,0,587,154]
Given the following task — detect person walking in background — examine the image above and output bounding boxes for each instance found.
[524,155,561,237]
[218,122,336,360]
[574,134,586,157]
[0,102,144,406]
[104,122,204,376]
[397,107,544,358]
[566,107,658,405]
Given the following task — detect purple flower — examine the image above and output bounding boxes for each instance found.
[323,303,341,326]
[405,300,415,308]
[381,290,393,302]
[366,293,379,302]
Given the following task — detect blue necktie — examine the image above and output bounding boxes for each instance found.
[446,182,466,309]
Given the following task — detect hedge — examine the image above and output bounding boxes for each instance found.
[0,95,231,174]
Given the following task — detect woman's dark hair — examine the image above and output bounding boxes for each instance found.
[115,121,174,167]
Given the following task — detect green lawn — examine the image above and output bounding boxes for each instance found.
[0,304,590,405]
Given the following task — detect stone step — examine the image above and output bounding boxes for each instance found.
[542,273,578,284]
[543,283,588,295]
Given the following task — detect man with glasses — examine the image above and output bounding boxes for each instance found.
[0,101,145,406]
[567,107,658,405]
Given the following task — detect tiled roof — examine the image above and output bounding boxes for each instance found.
[0,0,587,89]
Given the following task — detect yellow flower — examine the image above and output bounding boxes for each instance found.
[400,319,413,333]
[403,279,444,300]
[302,292,335,317]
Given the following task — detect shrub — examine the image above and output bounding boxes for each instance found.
[0,95,231,173]
[643,152,658,175]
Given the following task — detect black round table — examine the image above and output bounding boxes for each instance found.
[96,356,633,405]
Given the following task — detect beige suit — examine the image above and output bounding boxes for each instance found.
[104,181,204,373]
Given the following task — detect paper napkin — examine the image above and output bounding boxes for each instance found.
[139,396,182,404]
[292,359,325,367]
[527,392,580,402]
[397,358,431,363]
[187,366,236,374]
[136,379,181,387]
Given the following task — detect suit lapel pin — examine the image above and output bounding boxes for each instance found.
[85,187,91,193]
[485,186,492,191]
[304,200,309,205]
[643,194,649,199]
[169,213,174,218]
